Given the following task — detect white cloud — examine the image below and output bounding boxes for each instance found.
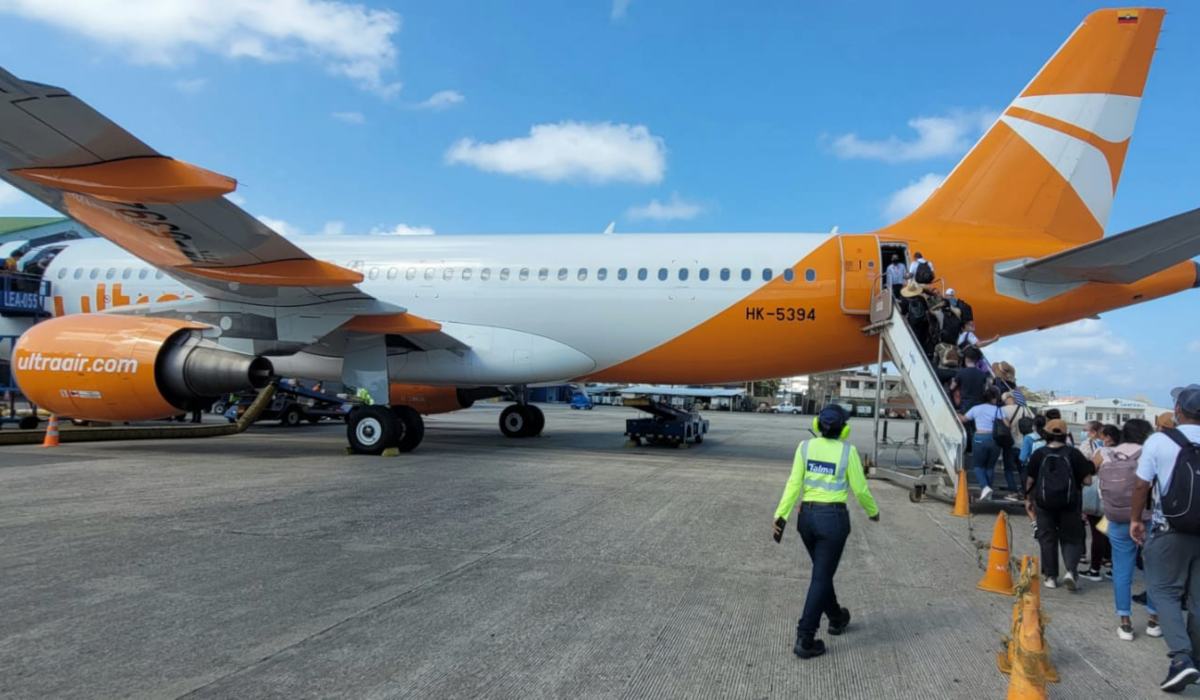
[831,108,996,163]
[173,77,207,94]
[987,319,1136,394]
[612,0,633,20]
[883,173,944,220]
[226,192,247,206]
[256,216,433,237]
[415,90,464,110]
[0,0,403,96]
[370,223,435,236]
[332,111,365,125]
[446,121,666,184]
[626,193,704,221]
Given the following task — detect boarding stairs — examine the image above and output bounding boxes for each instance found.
[860,289,967,502]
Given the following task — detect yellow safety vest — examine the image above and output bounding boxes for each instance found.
[774,437,879,520]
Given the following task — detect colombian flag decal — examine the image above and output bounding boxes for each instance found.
[1117,10,1139,24]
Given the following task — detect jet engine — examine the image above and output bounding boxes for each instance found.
[13,314,272,421]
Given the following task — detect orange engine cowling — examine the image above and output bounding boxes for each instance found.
[389,383,482,415]
[13,314,273,421]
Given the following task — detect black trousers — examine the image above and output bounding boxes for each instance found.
[796,503,850,639]
[1035,505,1085,579]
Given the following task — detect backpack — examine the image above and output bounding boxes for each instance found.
[1018,415,1035,436]
[993,406,1015,449]
[939,309,963,344]
[1099,447,1142,523]
[1036,447,1076,510]
[907,296,928,323]
[1158,428,1200,533]
[914,260,934,284]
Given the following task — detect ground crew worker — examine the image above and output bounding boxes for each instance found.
[773,404,880,659]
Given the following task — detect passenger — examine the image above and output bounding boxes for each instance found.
[938,293,964,346]
[1081,421,1105,461]
[992,362,1026,406]
[908,251,935,284]
[773,404,879,659]
[885,255,906,302]
[943,288,974,323]
[1156,411,1178,432]
[1080,422,1117,582]
[1025,418,1094,591]
[960,388,1010,500]
[1043,408,1075,446]
[900,281,935,355]
[956,320,999,353]
[1131,384,1200,692]
[1020,414,1049,468]
[953,346,991,451]
[1000,392,1033,500]
[1096,418,1160,642]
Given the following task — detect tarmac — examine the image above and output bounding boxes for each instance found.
[0,405,1174,699]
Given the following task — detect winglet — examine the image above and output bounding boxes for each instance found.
[13,156,236,204]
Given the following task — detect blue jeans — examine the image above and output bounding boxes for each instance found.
[1109,521,1156,617]
[796,503,851,639]
[971,433,1011,491]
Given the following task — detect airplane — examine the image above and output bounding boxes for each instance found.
[2,8,1198,455]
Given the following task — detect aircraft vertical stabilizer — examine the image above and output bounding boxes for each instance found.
[883,8,1164,244]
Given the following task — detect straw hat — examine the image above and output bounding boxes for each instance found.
[1156,412,1177,431]
[899,280,925,298]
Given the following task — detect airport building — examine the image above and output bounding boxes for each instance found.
[1038,396,1175,426]
[805,369,905,416]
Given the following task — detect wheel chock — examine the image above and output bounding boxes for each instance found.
[381,447,401,457]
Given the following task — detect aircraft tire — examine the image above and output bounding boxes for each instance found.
[347,405,397,455]
[526,405,545,436]
[391,405,425,452]
[500,404,532,438]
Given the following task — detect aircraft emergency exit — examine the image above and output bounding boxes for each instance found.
[2,8,1197,454]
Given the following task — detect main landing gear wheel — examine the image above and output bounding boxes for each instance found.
[500,404,543,438]
[347,405,397,455]
[390,405,425,452]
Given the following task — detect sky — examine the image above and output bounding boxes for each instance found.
[0,1,1196,405]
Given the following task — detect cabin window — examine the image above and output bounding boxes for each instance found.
[762,267,772,281]
[678,268,689,281]
[481,268,491,281]
[783,268,795,282]
[58,268,68,280]
[637,268,648,281]
[368,267,380,280]
[720,268,730,281]
[424,268,435,281]
[577,268,587,281]
[740,268,751,281]
[597,267,608,281]
[121,268,132,280]
[805,268,816,282]
[387,267,399,280]
[462,268,472,281]
[105,268,116,280]
[406,268,417,281]
[558,267,569,281]
[443,267,453,281]
[519,268,530,281]
[89,269,99,280]
[699,268,709,281]
[538,267,549,281]
[138,269,149,280]
[617,267,628,281]
[155,270,164,280]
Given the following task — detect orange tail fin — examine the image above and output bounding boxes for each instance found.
[884,8,1164,244]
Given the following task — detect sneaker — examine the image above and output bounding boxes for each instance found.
[1080,569,1103,582]
[1133,591,1149,605]
[828,607,851,636]
[1003,493,1022,502]
[1160,655,1200,693]
[1118,623,1134,641]
[1031,523,1038,540]
[980,486,993,501]
[1104,568,1113,581]
[1148,621,1164,638]
[794,637,827,659]
[1043,575,1057,589]
[1063,571,1078,591]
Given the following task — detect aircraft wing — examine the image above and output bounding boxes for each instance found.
[0,66,364,307]
[996,207,1200,285]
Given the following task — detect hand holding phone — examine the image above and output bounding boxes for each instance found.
[772,517,786,542]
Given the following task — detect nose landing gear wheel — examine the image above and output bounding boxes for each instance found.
[390,405,425,452]
[347,405,397,455]
[500,404,543,438]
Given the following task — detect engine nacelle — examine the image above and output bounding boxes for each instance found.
[13,314,273,421]
[389,384,498,415]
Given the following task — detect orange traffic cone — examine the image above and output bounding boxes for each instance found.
[978,511,1013,595]
[1008,574,1051,699]
[41,415,60,448]
[952,468,970,517]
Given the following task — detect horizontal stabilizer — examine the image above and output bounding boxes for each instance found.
[996,207,1200,285]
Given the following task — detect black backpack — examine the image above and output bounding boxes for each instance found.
[940,310,963,344]
[1036,448,1076,510]
[993,407,1015,449]
[907,296,928,323]
[1158,428,1200,533]
[914,260,934,284]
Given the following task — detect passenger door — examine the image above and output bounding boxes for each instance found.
[838,234,880,314]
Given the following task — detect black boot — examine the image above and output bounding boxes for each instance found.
[794,636,827,659]
[828,607,851,636]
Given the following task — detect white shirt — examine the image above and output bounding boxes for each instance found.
[958,330,979,347]
[885,263,906,286]
[1136,424,1200,527]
